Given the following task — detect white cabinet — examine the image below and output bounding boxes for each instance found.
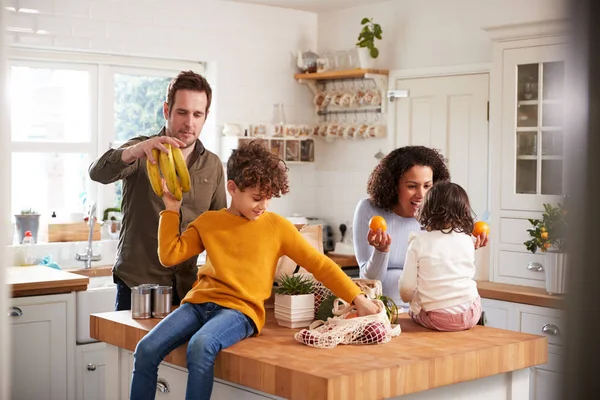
[108,347,283,399]
[9,292,76,400]
[481,299,564,400]
[76,342,107,400]
[485,20,570,288]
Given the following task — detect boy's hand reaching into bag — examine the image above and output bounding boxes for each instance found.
[353,294,380,317]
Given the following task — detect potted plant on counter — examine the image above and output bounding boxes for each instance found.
[274,273,315,328]
[15,208,40,244]
[524,202,568,295]
[356,17,382,69]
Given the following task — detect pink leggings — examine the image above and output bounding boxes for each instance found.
[409,297,482,332]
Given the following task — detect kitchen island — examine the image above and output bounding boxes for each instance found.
[91,310,547,400]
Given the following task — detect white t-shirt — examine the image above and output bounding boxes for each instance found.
[399,230,479,314]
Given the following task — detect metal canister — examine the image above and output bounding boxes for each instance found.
[131,285,154,319]
[152,285,172,319]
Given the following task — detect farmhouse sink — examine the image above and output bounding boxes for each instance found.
[76,275,117,344]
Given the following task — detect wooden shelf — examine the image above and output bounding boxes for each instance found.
[294,68,389,81]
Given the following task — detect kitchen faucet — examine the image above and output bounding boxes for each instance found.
[75,202,102,269]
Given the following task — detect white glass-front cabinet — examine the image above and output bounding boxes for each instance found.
[486,21,569,287]
[501,45,567,211]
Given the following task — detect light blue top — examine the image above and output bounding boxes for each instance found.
[352,198,422,308]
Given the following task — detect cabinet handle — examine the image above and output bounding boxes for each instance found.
[86,364,97,371]
[541,323,560,336]
[8,307,23,317]
[157,378,170,393]
[527,261,544,272]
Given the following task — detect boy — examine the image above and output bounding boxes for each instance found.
[130,139,379,400]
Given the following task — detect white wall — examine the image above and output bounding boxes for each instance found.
[1,2,12,397]
[4,0,320,220]
[313,0,568,240]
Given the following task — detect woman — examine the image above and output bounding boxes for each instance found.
[352,146,488,308]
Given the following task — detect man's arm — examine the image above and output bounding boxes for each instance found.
[88,137,146,184]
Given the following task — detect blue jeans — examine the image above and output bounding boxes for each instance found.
[130,302,256,400]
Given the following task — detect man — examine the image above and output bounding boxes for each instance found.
[89,70,226,311]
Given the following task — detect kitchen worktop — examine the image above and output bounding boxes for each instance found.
[6,265,89,297]
[91,309,547,400]
[476,280,564,309]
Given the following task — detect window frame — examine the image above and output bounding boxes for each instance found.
[7,48,205,234]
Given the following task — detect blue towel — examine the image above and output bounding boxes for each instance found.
[39,255,61,270]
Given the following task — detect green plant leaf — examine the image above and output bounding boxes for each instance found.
[370,47,379,58]
[375,32,382,40]
[275,274,314,295]
[361,17,370,25]
[316,294,337,321]
[374,24,382,36]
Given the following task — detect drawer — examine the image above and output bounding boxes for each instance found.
[520,311,565,346]
[500,218,533,245]
[498,250,546,281]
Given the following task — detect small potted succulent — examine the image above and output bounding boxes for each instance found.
[274,273,315,328]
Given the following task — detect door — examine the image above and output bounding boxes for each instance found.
[76,342,107,400]
[9,301,68,400]
[393,73,490,274]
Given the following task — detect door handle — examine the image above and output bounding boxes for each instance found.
[527,261,544,272]
[8,307,23,317]
[157,377,170,393]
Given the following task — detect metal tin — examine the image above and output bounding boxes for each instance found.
[131,285,153,319]
[152,286,172,318]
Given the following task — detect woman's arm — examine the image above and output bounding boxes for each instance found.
[399,234,419,302]
[352,199,390,282]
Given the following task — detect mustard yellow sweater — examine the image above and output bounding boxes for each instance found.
[158,209,362,333]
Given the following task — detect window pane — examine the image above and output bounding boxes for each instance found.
[12,152,90,220]
[10,66,91,142]
[114,74,172,142]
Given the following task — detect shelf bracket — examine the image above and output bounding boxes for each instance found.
[297,79,320,97]
[365,73,389,113]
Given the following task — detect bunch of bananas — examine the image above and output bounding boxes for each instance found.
[146,144,191,201]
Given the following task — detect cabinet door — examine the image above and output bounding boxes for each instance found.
[531,368,562,400]
[500,44,568,212]
[9,301,68,400]
[76,343,107,400]
[480,298,515,330]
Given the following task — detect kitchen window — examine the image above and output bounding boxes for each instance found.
[8,49,205,242]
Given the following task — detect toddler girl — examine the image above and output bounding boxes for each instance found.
[399,181,482,331]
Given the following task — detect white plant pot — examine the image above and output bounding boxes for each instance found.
[357,47,375,69]
[274,293,315,328]
[544,251,568,295]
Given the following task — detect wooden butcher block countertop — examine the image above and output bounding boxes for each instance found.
[7,266,89,297]
[476,280,565,309]
[91,310,547,400]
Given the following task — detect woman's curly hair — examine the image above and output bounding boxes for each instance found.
[367,146,450,211]
[226,139,290,198]
[418,181,474,234]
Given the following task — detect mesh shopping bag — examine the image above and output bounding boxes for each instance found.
[312,277,383,319]
[294,298,401,348]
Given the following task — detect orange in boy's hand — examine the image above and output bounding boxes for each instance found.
[472,221,490,236]
[369,216,387,232]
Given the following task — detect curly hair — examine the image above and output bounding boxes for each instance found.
[367,146,450,211]
[166,70,212,115]
[417,181,474,234]
[226,139,290,198]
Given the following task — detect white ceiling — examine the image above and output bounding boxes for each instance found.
[219,0,390,13]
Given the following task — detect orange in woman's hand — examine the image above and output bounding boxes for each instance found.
[369,216,387,232]
[472,221,490,236]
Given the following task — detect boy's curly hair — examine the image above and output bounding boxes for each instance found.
[418,181,474,234]
[226,139,290,198]
[367,146,450,211]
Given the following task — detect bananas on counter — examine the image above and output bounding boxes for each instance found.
[146,144,191,201]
